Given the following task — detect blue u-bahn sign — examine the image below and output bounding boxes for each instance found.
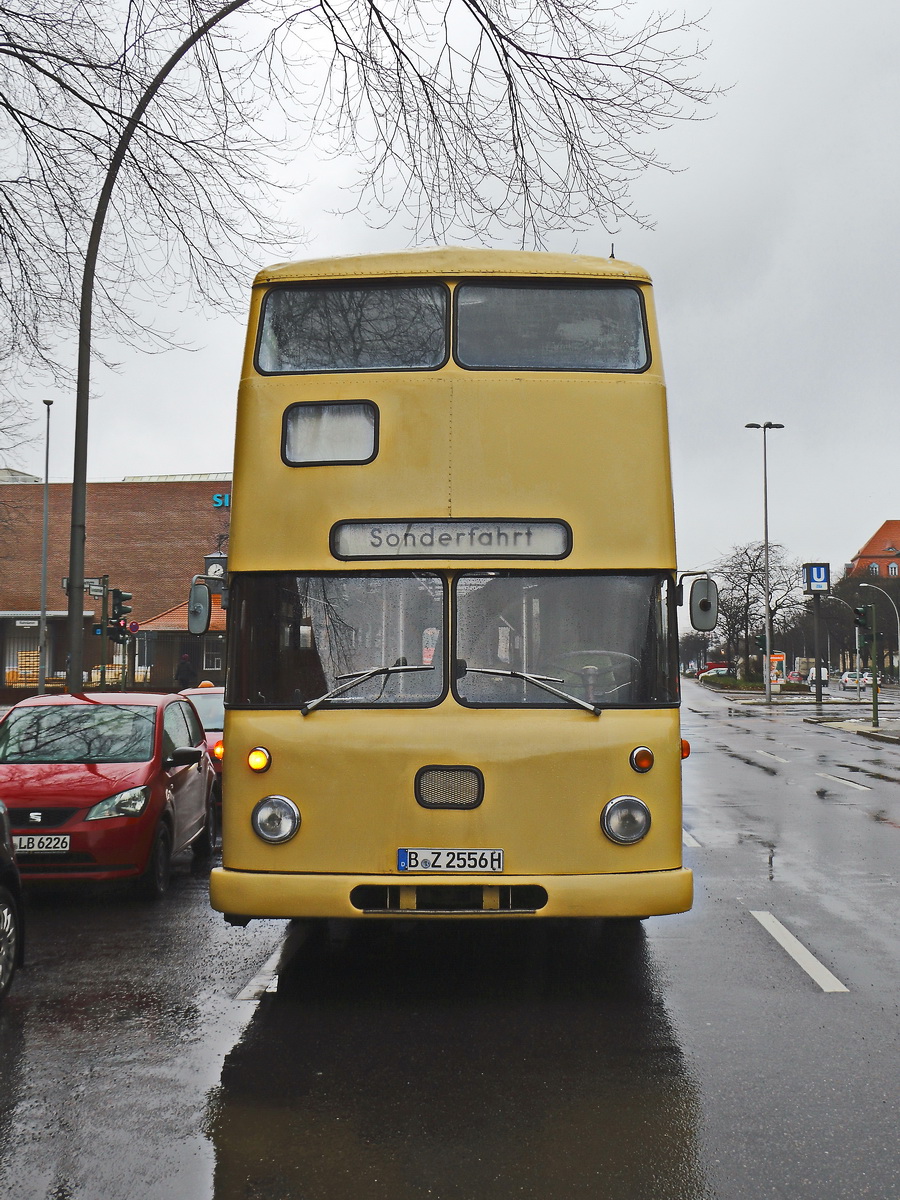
[803,563,831,594]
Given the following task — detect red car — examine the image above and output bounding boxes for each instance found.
[0,692,216,898]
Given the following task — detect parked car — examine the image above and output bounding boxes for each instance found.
[0,693,216,899]
[0,799,25,999]
[179,684,224,818]
[698,667,729,681]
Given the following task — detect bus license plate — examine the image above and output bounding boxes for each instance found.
[397,848,503,872]
[14,834,70,853]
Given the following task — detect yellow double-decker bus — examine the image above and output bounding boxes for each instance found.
[203,248,716,924]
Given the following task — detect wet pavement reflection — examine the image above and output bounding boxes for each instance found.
[208,919,713,1200]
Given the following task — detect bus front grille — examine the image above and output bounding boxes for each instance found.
[350,884,548,913]
[415,766,484,809]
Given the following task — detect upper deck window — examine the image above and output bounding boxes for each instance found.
[257,283,448,373]
[455,282,648,371]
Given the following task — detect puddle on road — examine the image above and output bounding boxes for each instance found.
[871,809,900,830]
[716,745,779,776]
[836,761,900,785]
[205,921,716,1200]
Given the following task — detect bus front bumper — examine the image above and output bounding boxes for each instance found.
[210,866,692,920]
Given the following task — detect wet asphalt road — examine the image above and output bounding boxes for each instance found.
[1,683,898,1200]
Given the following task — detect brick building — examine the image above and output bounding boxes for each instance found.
[846,521,900,578]
[0,473,231,693]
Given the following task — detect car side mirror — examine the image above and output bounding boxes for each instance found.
[166,746,203,769]
[188,579,211,636]
[690,578,719,632]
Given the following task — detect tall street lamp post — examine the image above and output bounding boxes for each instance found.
[859,581,900,686]
[38,398,54,695]
[64,0,252,692]
[745,421,784,704]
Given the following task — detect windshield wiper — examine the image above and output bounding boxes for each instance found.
[463,667,602,716]
[299,663,434,715]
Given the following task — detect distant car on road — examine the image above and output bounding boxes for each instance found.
[0,799,24,1000]
[0,692,216,898]
[698,667,729,681]
[840,671,863,691]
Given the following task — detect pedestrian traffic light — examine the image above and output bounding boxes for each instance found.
[755,634,766,652]
[111,589,133,622]
[854,605,869,628]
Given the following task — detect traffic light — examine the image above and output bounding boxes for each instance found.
[854,605,869,628]
[107,618,128,644]
[111,589,133,622]
[755,634,766,652]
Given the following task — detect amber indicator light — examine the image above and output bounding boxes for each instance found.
[248,747,271,772]
[629,747,654,773]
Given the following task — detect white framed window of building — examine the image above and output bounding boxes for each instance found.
[203,644,223,672]
[890,562,899,577]
[869,562,880,575]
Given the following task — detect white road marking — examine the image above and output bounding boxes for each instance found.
[750,910,849,993]
[682,829,701,848]
[235,946,282,1001]
[756,749,789,762]
[816,772,871,792]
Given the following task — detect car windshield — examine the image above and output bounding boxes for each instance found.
[187,693,224,731]
[0,705,157,764]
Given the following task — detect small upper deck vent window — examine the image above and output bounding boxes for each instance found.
[283,401,378,466]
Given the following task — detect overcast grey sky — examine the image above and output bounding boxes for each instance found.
[18,0,900,577]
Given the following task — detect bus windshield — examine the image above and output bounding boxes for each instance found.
[228,571,677,709]
[228,573,446,707]
[257,283,448,373]
[455,572,678,707]
[455,283,648,371]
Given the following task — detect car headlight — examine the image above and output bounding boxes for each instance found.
[600,796,651,845]
[251,796,300,844]
[86,786,151,821]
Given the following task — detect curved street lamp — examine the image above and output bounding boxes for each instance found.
[745,422,784,703]
[65,0,252,691]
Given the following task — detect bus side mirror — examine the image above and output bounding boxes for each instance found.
[188,580,212,636]
[690,578,718,632]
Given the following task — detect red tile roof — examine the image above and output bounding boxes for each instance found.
[140,593,226,632]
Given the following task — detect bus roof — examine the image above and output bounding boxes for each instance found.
[253,247,652,287]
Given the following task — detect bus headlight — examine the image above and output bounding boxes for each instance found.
[251,796,300,844]
[600,796,651,845]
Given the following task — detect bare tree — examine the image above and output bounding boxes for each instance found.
[712,542,803,675]
[0,0,715,384]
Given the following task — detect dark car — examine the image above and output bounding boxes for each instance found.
[0,799,25,999]
[0,693,216,899]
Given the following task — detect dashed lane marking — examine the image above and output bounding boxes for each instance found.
[816,772,871,792]
[682,829,701,848]
[750,910,849,993]
[756,749,789,762]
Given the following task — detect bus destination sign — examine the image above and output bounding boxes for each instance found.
[331,519,571,560]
